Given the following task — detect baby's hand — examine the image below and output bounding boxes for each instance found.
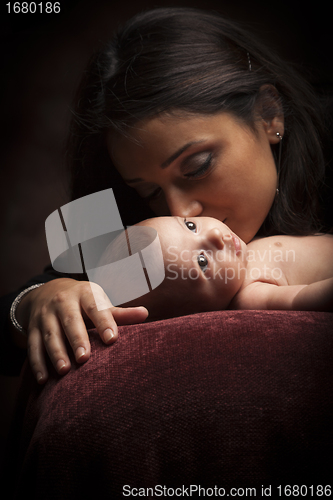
[15,278,148,383]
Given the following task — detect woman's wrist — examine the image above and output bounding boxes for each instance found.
[9,284,45,348]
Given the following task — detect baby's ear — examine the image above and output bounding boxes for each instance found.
[255,84,284,141]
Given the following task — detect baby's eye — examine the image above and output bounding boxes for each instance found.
[184,219,197,232]
[197,253,208,273]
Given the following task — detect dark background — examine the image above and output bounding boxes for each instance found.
[1,0,332,468]
[1,0,333,299]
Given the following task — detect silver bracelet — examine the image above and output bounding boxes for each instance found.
[10,283,45,334]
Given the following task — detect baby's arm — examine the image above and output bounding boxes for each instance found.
[232,278,333,312]
[292,277,333,311]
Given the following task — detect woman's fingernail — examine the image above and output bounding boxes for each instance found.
[103,328,114,343]
[76,347,86,361]
[36,372,44,383]
[56,359,66,372]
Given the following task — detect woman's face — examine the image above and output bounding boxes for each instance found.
[107,111,282,243]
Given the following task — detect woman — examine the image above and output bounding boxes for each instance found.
[3,7,327,383]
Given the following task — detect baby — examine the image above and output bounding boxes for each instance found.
[94,216,333,321]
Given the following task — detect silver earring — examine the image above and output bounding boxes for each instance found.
[276,132,283,173]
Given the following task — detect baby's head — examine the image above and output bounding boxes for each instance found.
[96,216,248,320]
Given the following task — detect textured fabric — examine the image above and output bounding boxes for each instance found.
[7,310,333,498]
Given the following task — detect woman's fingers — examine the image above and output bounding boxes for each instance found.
[58,307,92,364]
[28,307,92,382]
[80,283,148,344]
[80,283,119,344]
[45,284,93,365]
[39,314,72,374]
[27,327,49,384]
[112,306,149,325]
[23,279,149,384]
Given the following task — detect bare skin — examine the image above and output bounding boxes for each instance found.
[133,216,333,317]
[13,107,284,383]
[108,111,283,244]
[13,279,148,383]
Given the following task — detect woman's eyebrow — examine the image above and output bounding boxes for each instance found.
[161,140,205,169]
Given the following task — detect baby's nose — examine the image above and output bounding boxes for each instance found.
[222,232,232,242]
[207,228,224,250]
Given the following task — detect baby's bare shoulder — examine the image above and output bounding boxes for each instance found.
[248,233,333,253]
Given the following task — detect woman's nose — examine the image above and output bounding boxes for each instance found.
[206,228,225,250]
[165,187,203,218]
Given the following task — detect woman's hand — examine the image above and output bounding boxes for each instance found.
[14,278,148,384]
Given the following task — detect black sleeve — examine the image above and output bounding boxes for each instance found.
[0,266,74,376]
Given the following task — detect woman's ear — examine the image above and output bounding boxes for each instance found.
[256,84,284,144]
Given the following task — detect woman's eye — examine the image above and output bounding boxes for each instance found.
[184,219,197,232]
[183,153,213,179]
[197,253,208,272]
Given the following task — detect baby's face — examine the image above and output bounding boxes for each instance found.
[139,216,247,312]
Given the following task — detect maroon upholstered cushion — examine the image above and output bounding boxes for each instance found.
[10,311,333,498]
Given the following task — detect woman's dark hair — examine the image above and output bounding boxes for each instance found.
[68,7,326,235]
